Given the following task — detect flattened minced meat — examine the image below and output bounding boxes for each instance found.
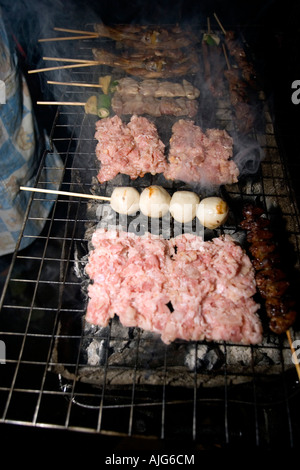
[95,115,167,183]
[85,229,262,345]
[163,119,239,185]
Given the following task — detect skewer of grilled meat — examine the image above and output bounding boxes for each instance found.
[223,68,256,134]
[240,203,297,334]
[93,24,199,50]
[92,48,200,78]
[202,40,215,97]
[202,40,225,98]
[225,31,259,90]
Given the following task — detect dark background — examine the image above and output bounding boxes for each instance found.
[0,0,300,454]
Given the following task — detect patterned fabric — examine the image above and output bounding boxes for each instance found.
[0,11,63,255]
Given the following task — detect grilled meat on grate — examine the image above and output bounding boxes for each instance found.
[92,47,200,78]
[240,203,297,334]
[94,23,199,50]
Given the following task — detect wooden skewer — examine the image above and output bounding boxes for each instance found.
[37,101,86,106]
[222,43,231,70]
[207,17,211,35]
[20,186,111,201]
[213,12,227,35]
[28,62,99,74]
[53,27,98,36]
[286,329,300,381]
[38,34,99,42]
[43,57,97,64]
[47,80,102,88]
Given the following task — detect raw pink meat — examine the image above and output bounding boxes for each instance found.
[94,116,239,186]
[95,115,167,183]
[163,119,239,185]
[85,229,262,345]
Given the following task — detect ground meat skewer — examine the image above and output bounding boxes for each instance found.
[224,31,259,90]
[201,25,227,99]
[224,68,248,104]
[202,41,217,97]
[240,203,297,334]
[223,66,256,134]
[222,45,256,134]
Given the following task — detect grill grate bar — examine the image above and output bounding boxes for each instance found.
[223,343,229,445]
[160,347,168,439]
[32,117,90,426]
[278,342,295,448]
[250,346,260,447]
[1,384,298,408]
[192,343,198,441]
[96,322,112,433]
[63,309,85,429]
[128,330,141,436]
[2,111,80,422]
[1,191,63,421]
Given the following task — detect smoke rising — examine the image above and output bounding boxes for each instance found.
[232,134,263,176]
[1,0,266,189]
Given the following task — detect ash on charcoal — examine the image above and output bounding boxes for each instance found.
[86,339,106,366]
[184,344,224,371]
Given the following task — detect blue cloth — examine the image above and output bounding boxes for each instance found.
[0,10,63,255]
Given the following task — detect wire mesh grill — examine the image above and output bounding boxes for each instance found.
[0,27,300,449]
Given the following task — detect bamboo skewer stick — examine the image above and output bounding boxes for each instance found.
[213,12,227,35]
[222,43,231,70]
[286,329,300,381]
[43,57,97,64]
[38,34,99,42]
[28,62,100,74]
[20,186,111,201]
[53,27,98,36]
[207,17,211,35]
[37,101,86,106]
[47,80,103,88]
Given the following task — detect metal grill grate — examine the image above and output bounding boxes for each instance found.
[0,28,300,449]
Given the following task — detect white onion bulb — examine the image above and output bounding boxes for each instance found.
[196,197,229,229]
[169,191,200,223]
[139,185,171,218]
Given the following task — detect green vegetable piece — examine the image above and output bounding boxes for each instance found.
[109,80,119,93]
[97,94,111,118]
[203,33,220,46]
[97,94,110,108]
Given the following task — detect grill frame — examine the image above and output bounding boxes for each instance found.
[0,27,300,449]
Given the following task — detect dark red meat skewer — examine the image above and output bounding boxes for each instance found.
[240,203,297,334]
